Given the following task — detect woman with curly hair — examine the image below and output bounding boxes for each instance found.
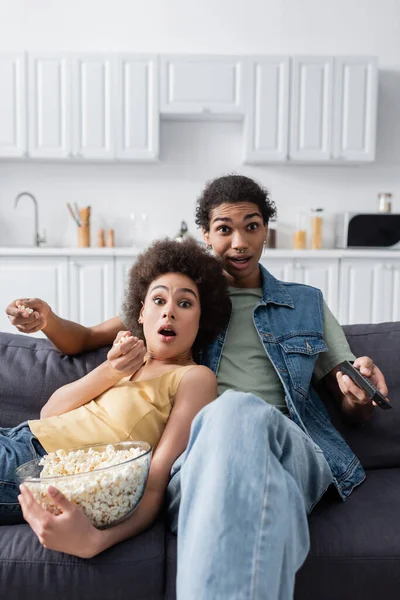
[5,239,230,539]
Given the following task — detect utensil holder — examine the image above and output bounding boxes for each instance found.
[77,224,91,247]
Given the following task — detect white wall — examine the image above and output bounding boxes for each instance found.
[0,0,399,248]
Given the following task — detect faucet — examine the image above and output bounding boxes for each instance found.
[14,192,47,247]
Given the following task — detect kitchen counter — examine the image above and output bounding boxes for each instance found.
[1,247,400,258]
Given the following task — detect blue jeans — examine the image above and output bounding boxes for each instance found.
[0,422,46,524]
[166,391,334,600]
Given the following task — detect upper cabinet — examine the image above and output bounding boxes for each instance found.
[116,55,159,160]
[160,55,244,118]
[289,56,333,161]
[73,54,115,159]
[0,53,26,157]
[332,57,378,162]
[28,53,72,158]
[243,56,290,163]
[0,51,378,164]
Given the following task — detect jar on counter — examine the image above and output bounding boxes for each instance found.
[310,208,324,250]
[378,193,392,213]
[267,218,277,248]
[293,212,307,250]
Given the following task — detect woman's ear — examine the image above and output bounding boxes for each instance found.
[138,304,144,325]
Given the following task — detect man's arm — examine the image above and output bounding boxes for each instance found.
[6,297,122,354]
[19,366,218,557]
[324,356,389,424]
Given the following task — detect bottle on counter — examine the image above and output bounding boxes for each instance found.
[97,229,105,247]
[310,208,324,250]
[377,193,392,213]
[293,212,307,250]
[106,229,115,248]
[267,218,277,248]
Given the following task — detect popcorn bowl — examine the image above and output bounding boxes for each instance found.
[16,441,152,529]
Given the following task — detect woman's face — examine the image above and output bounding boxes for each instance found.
[140,272,201,359]
[203,202,268,288]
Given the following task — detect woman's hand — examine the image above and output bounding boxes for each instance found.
[107,331,146,377]
[5,298,51,334]
[18,484,102,558]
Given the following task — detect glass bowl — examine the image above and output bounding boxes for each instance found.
[16,441,152,529]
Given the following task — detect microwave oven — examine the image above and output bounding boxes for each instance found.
[335,213,400,248]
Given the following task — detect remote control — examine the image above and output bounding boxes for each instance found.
[337,361,392,410]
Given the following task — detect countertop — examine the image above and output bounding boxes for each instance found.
[1,247,400,258]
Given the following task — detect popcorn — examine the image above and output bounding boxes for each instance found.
[18,304,34,315]
[24,444,151,529]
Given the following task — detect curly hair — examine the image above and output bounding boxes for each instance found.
[195,174,276,232]
[122,237,231,352]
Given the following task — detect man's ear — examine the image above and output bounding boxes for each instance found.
[202,229,210,246]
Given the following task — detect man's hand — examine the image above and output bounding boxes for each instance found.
[336,356,389,406]
[334,356,389,423]
[18,484,102,558]
[5,298,51,334]
[107,331,146,377]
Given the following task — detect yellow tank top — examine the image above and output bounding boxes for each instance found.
[29,365,196,453]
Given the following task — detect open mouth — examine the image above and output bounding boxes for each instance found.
[158,326,176,337]
[229,256,251,266]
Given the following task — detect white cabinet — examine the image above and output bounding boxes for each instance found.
[290,56,333,161]
[160,55,244,117]
[28,53,72,159]
[73,55,115,159]
[261,255,339,318]
[0,53,26,157]
[115,257,136,322]
[333,57,378,162]
[243,57,290,163]
[0,257,69,335]
[116,55,159,161]
[69,257,115,326]
[339,259,400,325]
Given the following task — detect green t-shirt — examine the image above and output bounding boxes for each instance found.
[217,287,355,412]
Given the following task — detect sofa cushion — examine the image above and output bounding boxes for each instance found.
[295,467,400,599]
[0,332,109,427]
[0,519,165,600]
[166,469,400,600]
[321,322,400,470]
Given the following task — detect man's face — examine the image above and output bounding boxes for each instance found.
[203,202,268,288]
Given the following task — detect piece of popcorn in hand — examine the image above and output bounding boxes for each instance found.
[18,304,34,315]
[114,337,126,347]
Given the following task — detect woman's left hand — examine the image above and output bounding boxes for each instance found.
[18,484,101,558]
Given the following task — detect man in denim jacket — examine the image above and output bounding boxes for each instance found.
[6,175,389,600]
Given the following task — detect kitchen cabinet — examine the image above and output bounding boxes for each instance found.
[261,255,339,317]
[69,257,115,327]
[115,257,136,320]
[28,53,72,159]
[339,259,400,325]
[73,54,115,159]
[243,56,290,163]
[160,55,244,118]
[0,257,69,336]
[116,55,159,161]
[289,56,334,161]
[333,57,378,162]
[0,52,26,158]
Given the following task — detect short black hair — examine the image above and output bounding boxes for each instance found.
[195,174,276,232]
[122,237,231,352]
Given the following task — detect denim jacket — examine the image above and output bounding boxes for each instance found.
[198,264,365,500]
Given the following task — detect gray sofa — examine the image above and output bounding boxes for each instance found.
[1,323,400,600]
